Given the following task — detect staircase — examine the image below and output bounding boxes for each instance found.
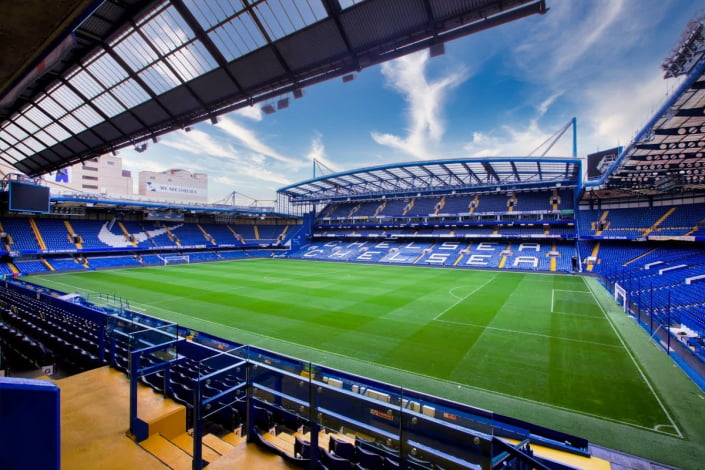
[53,366,296,470]
[117,222,138,247]
[551,189,561,210]
[586,242,601,272]
[468,195,479,214]
[197,224,217,245]
[28,218,47,250]
[347,204,361,218]
[594,210,609,236]
[139,431,246,470]
[0,221,12,252]
[276,225,289,245]
[226,225,247,244]
[373,201,387,217]
[163,224,182,247]
[433,196,446,215]
[401,199,415,215]
[642,206,676,236]
[64,220,83,249]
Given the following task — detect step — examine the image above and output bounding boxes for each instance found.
[139,433,192,470]
[207,442,300,470]
[221,430,246,447]
[261,430,295,456]
[203,433,235,455]
[170,432,221,463]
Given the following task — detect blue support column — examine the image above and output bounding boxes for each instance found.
[192,379,203,470]
[571,117,577,158]
[649,282,653,336]
[667,291,671,356]
[129,351,141,439]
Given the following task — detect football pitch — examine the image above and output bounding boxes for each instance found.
[29,259,705,468]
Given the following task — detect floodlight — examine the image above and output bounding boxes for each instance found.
[429,43,445,58]
[262,104,276,114]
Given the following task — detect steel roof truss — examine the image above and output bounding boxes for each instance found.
[481,161,500,184]
[460,161,483,185]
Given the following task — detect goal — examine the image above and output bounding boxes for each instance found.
[162,255,190,265]
[614,282,627,312]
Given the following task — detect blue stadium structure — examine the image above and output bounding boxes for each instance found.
[1,1,705,470]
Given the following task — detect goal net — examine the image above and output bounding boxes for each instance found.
[162,255,190,265]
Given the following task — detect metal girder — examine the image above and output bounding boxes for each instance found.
[509,160,521,182]
[170,0,244,104]
[461,161,483,185]
[440,163,466,186]
[481,161,500,184]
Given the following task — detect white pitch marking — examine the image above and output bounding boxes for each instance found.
[433,275,497,320]
[584,277,683,439]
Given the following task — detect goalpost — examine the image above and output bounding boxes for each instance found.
[162,255,190,266]
[614,282,627,312]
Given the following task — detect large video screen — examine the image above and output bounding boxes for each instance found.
[586,147,622,179]
[8,181,51,213]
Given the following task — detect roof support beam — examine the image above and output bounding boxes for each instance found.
[440,164,466,186]
[420,165,447,187]
[58,77,126,143]
[242,1,297,86]
[509,161,521,182]
[461,162,483,185]
[481,161,500,184]
[102,44,174,125]
[322,0,358,70]
[170,0,245,102]
[128,18,211,122]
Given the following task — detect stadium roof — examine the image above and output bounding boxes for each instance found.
[277,157,580,202]
[0,0,546,179]
[589,14,705,197]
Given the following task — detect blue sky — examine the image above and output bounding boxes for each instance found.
[115,0,703,204]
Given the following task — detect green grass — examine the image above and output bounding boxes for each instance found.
[29,259,705,469]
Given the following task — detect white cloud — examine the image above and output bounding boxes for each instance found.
[512,0,628,83]
[549,0,625,77]
[581,72,673,152]
[463,120,568,158]
[119,122,298,201]
[371,51,468,159]
[160,128,236,159]
[217,116,302,167]
[234,105,263,122]
[461,69,671,160]
[211,155,292,187]
[488,0,685,159]
[537,91,563,118]
[306,133,338,173]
